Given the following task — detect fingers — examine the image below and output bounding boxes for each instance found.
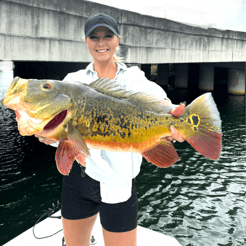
[170,103,185,117]
[165,136,174,142]
[34,133,57,145]
[170,126,185,143]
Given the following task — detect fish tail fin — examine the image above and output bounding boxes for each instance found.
[181,93,222,160]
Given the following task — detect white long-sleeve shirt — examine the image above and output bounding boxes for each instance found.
[52,62,169,203]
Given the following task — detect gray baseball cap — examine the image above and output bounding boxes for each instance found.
[85,13,119,38]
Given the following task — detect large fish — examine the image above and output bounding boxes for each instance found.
[1,77,222,175]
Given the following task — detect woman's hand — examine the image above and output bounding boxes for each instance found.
[166,126,185,143]
[34,133,57,145]
[164,105,186,143]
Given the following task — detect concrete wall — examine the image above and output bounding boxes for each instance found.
[1,0,246,64]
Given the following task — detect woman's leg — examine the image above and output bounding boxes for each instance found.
[62,213,98,246]
[100,180,138,246]
[103,227,137,246]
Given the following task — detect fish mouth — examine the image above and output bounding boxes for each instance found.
[43,110,68,131]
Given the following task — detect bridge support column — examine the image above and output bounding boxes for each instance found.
[228,69,245,95]
[199,64,214,91]
[0,60,14,98]
[157,64,169,87]
[174,64,188,88]
[141,64,151,80]
[214,67,228,95]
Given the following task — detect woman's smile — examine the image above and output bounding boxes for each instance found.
[96,49,109,53]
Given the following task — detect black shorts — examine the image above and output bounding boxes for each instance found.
[61,162,138,232]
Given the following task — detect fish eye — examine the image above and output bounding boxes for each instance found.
[42,82,52,89]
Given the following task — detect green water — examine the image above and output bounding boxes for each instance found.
[0,91,245,246]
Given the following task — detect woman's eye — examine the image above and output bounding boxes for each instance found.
[105,35,113,39]
[89,35,98,40]
[43,83,52,89]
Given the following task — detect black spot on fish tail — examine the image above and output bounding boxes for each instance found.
[192,115,199,126]
[187,118,191,124]
[180,118,184,123]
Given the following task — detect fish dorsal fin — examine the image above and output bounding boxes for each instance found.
[89,77,135,99]
[89,77,173,113]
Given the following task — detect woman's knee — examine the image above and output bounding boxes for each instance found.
[62,214,98,246]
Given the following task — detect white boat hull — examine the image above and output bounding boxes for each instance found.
[4,210,181,245]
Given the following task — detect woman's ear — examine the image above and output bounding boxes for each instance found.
[117,36,121,45]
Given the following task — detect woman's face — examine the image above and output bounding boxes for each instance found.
[85,26,120,63]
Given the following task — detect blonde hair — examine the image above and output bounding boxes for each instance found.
[113,45,124,62]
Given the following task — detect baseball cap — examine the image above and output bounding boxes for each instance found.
[85,13,119,38]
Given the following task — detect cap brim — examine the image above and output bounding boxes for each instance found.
[85,24,118,37]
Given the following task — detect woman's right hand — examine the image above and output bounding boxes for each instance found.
[34,133,57,145]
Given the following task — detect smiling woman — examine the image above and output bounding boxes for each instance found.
[27,13,185,246]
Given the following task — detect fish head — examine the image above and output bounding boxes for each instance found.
[1,77,74,137]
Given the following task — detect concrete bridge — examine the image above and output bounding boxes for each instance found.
[0,0,245,95]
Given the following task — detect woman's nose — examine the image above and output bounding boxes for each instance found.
[97,37,106,45]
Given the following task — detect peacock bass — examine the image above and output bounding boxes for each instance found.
[1,77,222,175]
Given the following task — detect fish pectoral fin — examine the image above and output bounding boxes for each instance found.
[76,154,87,167]
[141,140,180,168]
[67,124,90,157]
[55,139,77,175]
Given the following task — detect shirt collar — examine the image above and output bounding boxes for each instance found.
[86,62,127,75]
[85,63,96,74]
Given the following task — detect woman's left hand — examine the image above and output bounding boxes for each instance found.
[165,105,186,143]
[168,126,185,143]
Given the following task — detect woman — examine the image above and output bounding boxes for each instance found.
[36,13,184,246]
